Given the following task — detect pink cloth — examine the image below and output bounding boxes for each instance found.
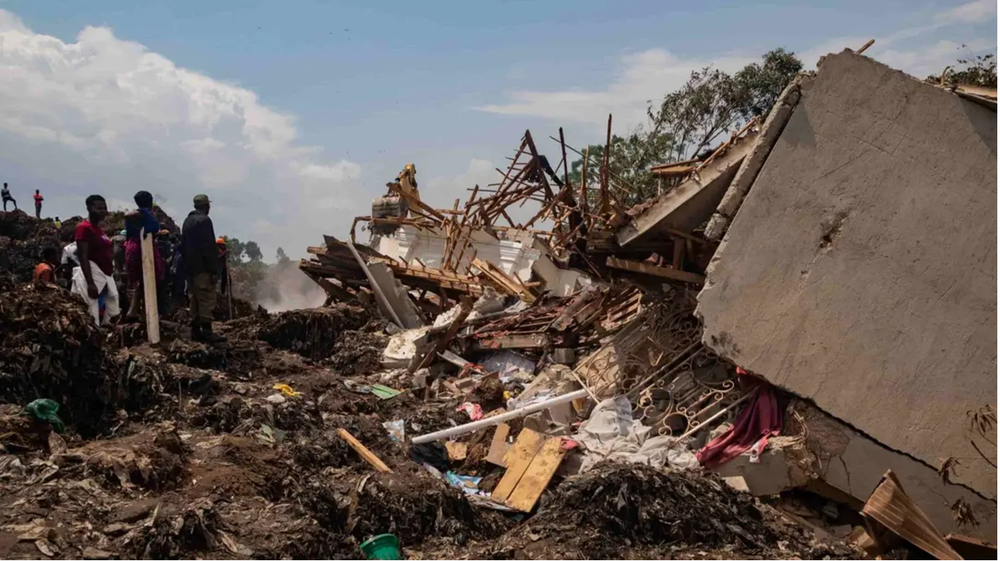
[696,367,782,469]
[124,237,164,289]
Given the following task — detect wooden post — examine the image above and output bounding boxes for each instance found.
[601,113,612,216]
[140,228,160,344]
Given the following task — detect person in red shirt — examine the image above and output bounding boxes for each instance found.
[74,195,113,299]
[33,189,43,219]
[32,247,59,283]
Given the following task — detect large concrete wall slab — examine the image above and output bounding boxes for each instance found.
[697,52,997,497]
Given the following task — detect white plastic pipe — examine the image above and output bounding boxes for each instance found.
[410,389,589,444]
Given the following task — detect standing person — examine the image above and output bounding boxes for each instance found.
[169,236,187,307]
[122,191,165,322]
[32,247,59,283]
[216,237,229,296]
[156,232,174,314]
[53,216,62,230]
[72,195,120,325]
[181,194,225,342]
[1,183,16,211]
[33,190,43,219]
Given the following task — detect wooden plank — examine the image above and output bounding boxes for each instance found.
[486,423,511,467]
[862,470,961,560]
[490,429,544,502]
[140,229,160,344]
[605,256,705,285]
[336,429,392,473]
[475,333,550,350]
[301,268,355,303]
[445,441,468,461]
[505,437,568,512]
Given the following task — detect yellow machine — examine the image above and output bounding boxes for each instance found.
[371,163,418,233]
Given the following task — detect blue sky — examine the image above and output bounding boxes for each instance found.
[0,0,995,258]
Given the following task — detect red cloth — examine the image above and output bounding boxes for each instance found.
[74,220,114,276]
[124,237,164,289]
[696,368,782,469]
[33,194,43,204]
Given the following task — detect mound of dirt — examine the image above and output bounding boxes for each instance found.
[0,210,55,241]
[256,304,372,360]
[485,462,839,559]
[0,283,175,436]
[325,318,389,375]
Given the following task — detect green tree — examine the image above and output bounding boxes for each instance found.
[928,50,997,88]
[276,247,290,265]
[569,48,802,208]
[244,241,263,263]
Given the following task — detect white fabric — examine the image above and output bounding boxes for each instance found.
[576,396,701,472]
[70,262,120,326]
[61,242,79,266]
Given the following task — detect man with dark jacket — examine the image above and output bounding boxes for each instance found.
[181,194,225,342]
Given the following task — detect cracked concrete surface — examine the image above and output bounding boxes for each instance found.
[717,400,997,540]
[698,51,997,538]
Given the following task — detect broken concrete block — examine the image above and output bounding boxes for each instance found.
[698,51,997,522]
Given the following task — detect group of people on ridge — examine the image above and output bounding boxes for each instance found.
[24,190,228,343]
[2,182,49,221]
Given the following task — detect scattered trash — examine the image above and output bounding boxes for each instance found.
[272,383,300,397]
[342,380,401,400]
[382,419,405,442]
[265,393,287,404]
[456,402,484,421]
[370,384,401,400]
[359,533,401,560]
[445,471,484,496]
[444,441,468,461]
[256,423,286,446]
[576,396,700,472]
[21,398,64,433]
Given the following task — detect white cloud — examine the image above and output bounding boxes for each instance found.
[0,9,367,258]
[937,0,997,23]
[480,2,996,133]
[480,49,754,131]
[877,37,996,80]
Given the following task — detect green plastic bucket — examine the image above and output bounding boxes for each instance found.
[360,534,400,560]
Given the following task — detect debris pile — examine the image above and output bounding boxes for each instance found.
[0,50,995,560]
[485,462,849,559]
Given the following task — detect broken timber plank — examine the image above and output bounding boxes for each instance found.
[336,429,392,473]
[861,470,962,560]
[475,333,550,350]
[346,240,405,328]
[491,429,544,502]
[505,437,569,512]
[486,423,511,467]
[605,256,705,285]
[445,441,468,461]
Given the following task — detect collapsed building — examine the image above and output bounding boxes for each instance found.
[0,48,992,561]
[301,49,997,552]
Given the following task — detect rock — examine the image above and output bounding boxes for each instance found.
[266,393,287,405]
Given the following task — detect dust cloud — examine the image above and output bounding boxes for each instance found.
[254,261,327,312]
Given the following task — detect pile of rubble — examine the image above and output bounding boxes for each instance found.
[0,50,994,560]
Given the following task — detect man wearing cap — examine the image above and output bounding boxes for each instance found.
[181,194,225,343]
